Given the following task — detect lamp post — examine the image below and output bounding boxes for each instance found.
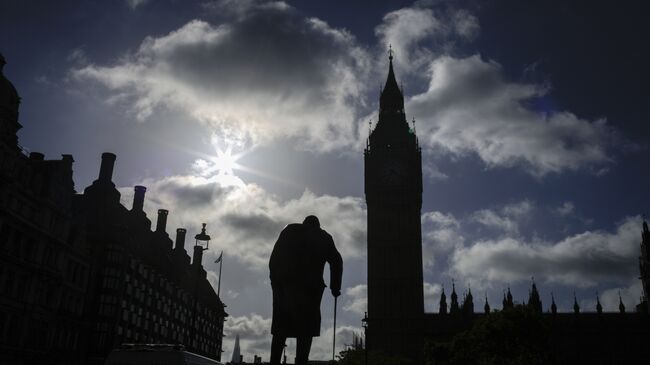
[195,223,211,250]
[362,312,368,365]
[190,223,210,352]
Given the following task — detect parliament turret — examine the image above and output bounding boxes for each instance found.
[439,287,448,314]
[0,53,22,151]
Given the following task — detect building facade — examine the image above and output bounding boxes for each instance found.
[0,55,226,365]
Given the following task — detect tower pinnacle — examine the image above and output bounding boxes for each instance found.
[379,48,404,114]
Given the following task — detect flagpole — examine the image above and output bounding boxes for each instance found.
[217,252,223,297]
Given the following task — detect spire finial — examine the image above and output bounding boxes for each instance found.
[388,44,393,61]
[619,291,626,313]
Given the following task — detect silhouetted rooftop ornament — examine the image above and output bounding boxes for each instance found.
[504,286,514,309]
[551,292,557,314]
[528,277,542,313]
[619,292,626,313]
[596,294,603,314]
[450,280,460,314]
[195,223,211,249]
[462,285,474,315]
[439,286,448,314]
[484,294,490,314]
[573,293,580,314]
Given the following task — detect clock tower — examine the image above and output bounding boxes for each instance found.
[364,51,424,361]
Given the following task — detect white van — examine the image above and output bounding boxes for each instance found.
[105,344,224,365]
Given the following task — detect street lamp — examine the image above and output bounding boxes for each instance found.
[190,223,210,351]
[362,312,368,365]
[195,223,211,250]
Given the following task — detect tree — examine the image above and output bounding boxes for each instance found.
[425,305,555,365]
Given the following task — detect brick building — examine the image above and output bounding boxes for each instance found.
[0,54,226,365]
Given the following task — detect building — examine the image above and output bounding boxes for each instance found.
[0,54,226,365]
[0,53,89,364]
[364,52,650,364]
[364,49,424,362]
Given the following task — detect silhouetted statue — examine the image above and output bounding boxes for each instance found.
[269,215,343,365]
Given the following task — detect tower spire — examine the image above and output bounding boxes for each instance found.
[379,46,404,114]
[551,292,557,314]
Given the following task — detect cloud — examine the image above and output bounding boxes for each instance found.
[451,216,642,287]
[472,200,533,234]
[126,0,150,9]
[223,313,272,361]
[555,201,575,216]
[343,284,367,315]
[73,2,617,177]
[423,282,442,312]
[599,280,642,312]
[421,211,464,270]
[375,6,478,74]
[408,55,614,176]
[120,170,367,270]
[72,4,371,152]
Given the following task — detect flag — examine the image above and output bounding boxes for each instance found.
[215,251,223,264]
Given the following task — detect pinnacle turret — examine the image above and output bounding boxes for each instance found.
[551,293,557,314]
[596,294,603,314]
[619,292,626,314]
[573,293,580,314]
[439,287,448,314]
[450,281,460,315]
[528,278,542,313]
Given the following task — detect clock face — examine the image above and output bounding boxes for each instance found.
[380,159,404,185]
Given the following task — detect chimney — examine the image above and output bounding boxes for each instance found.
[175,228,187,250]
[98,152,116,182]
[29,152,44,161]
[193,245,204,267]
[156,209,168,233]
[132,185,146,212]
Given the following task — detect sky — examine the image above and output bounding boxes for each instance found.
[2,0,650,361]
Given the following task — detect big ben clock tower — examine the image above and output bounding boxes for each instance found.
[365,51,424,361]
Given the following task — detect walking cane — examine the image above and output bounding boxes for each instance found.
[332,296,338,361]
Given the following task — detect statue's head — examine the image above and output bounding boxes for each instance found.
[303,215,320,229]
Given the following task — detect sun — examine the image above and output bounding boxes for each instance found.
[212,148,239,175]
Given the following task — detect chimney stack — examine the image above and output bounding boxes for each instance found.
[132,185,146,212]
[193,245,204,267]
[98,152,117,182]
[156,209,169,233]
[175,228,187,251]
[29,152,44,161]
